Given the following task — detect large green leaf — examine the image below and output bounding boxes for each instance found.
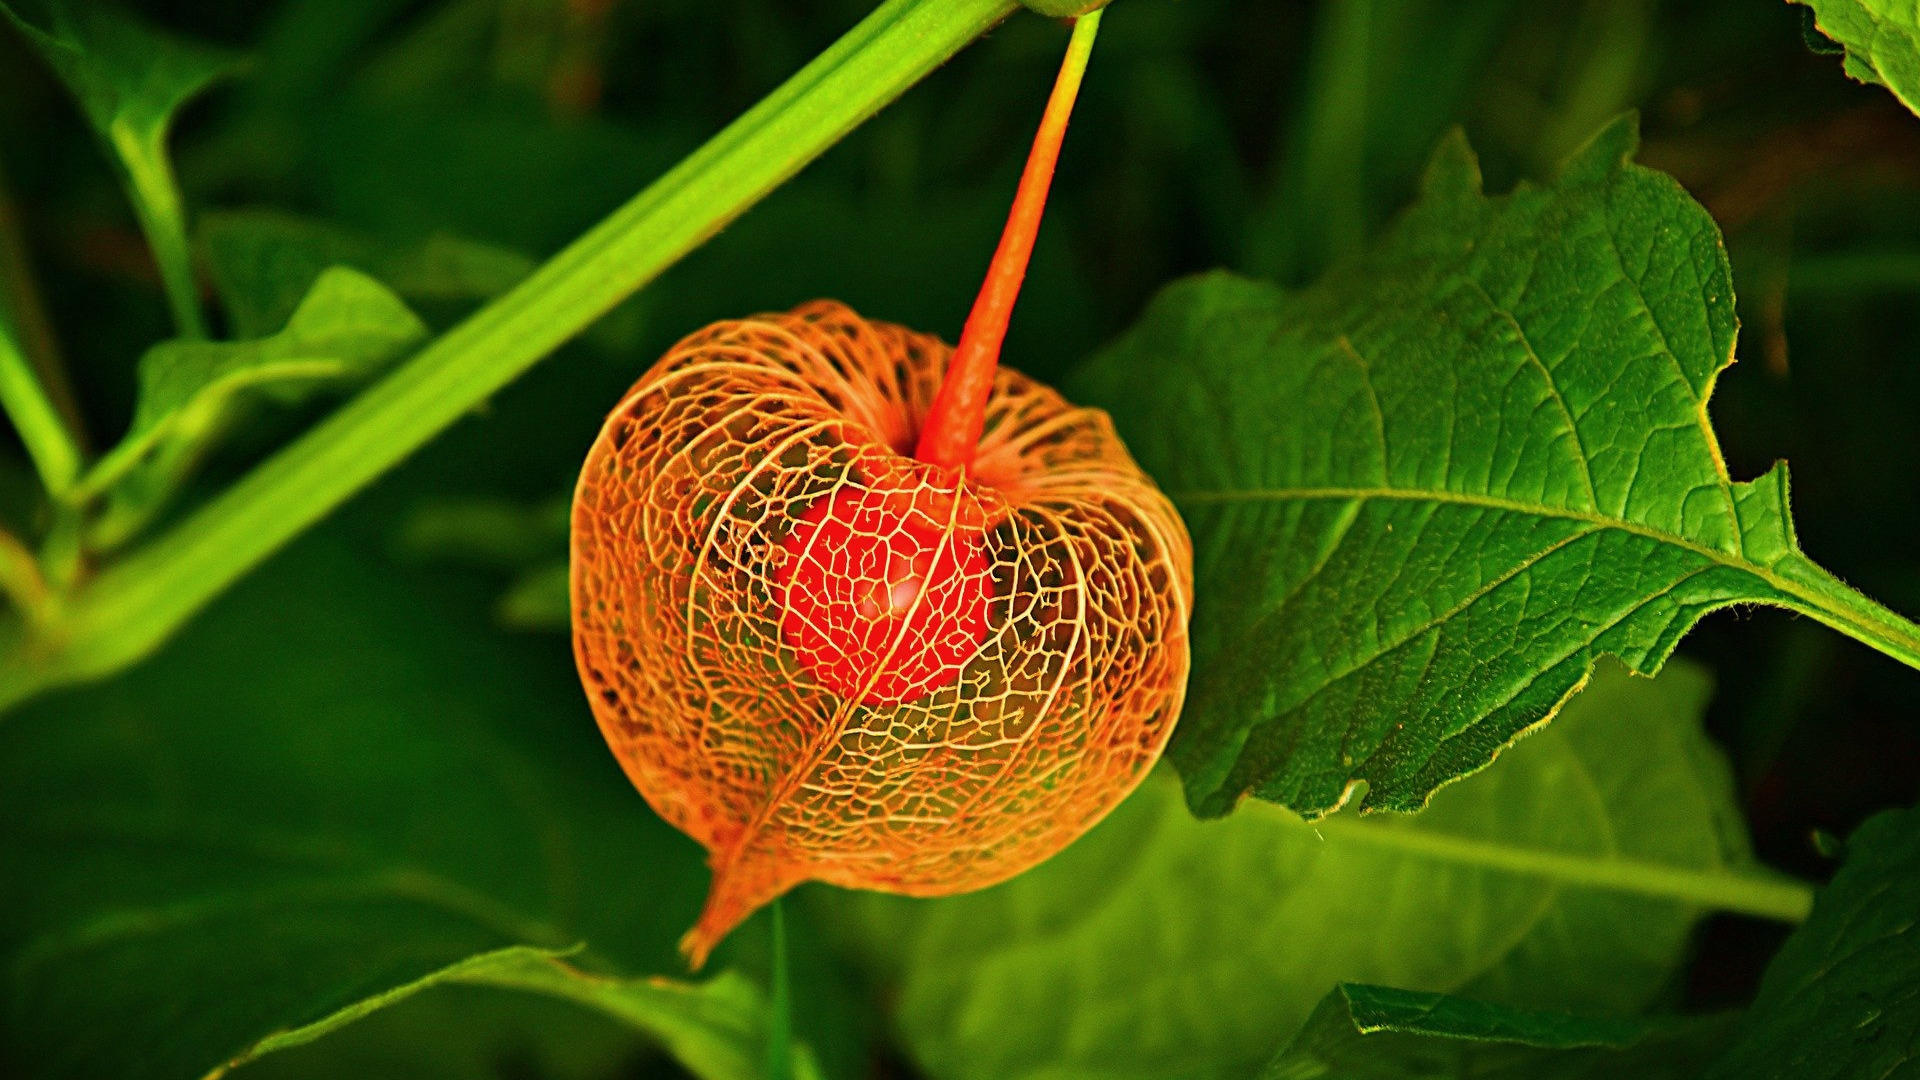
[1257,984,1731,1080]
[1703,804,1920,1080]
[0,0,239,338]
[1792,0,1920,117]
[80,266,427,549]
[817,658,1805,1080]
[0,531,787,1080]
[1070,115,1920,818]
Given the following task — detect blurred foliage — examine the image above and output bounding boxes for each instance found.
[4,0,1920,1078]
[1702,803,1920,1080]
[814,659,1764,1080]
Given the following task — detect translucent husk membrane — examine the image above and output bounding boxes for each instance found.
[571,301,1192,966]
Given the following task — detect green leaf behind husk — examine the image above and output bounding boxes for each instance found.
[816,659,1796,1080]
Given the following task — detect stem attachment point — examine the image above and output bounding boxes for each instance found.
[915,10,1103,469]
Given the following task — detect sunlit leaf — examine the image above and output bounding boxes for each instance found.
[1792,0,1920,116]
[1703,803,1920,1080]
[817,659,1798,1080]
[1071,115,1920,818]
[1257,984,1732,1080]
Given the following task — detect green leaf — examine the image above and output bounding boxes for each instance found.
[81,266,427,549]
[1069,115,1920,818]
[1791,0,1920,117]
[225,977,666,1080]
[1257,984,1733,1080]
[816,659,1806,1080]
[1703,804,1920,1080]
[0,0,240,338]
[253,949,824,1080]
[220,947,821,1080]
[201,210,537,340]
[0,531,756,1080]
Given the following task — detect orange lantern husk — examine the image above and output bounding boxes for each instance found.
[573,302,1190,967]
[570,10,1190,968]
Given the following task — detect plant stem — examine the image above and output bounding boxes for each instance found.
[1774,554,1920,673]
[0,526,53,630]
[0,302,81,501]
[765,899,792,1080]
[916,9,1101,468]
[0,0,1020,711]
[114,123,208,340]
[0,161,85,498]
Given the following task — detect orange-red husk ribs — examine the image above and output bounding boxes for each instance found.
[571,301,1192,966]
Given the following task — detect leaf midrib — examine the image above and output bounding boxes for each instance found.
[1171,482,1785,595]
[1170,480,1920,702]
[1248,802,1813,923]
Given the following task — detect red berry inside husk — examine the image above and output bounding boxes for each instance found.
[777,485,993,706]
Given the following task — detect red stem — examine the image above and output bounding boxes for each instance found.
[915,11,1103,469]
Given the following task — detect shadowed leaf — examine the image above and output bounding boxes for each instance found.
[1257,984,1732,1080]
[201,210,536,339]
[223,947,820,1080]
[0,532,751,1080]
[1703,803,1920,1080]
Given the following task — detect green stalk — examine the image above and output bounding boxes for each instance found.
[0,160,84,498]
[0,0,1018,710]
[1774,554,1920,674]
[766,900,793,1080]
[0,303,80,500]
[114,121,208,340]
